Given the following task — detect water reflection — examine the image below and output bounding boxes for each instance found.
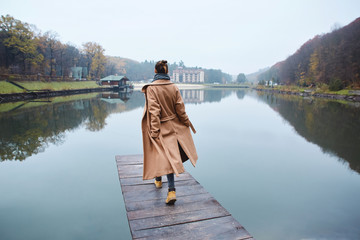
[1,88,359,240]
[179,89,232,103]
[101,91,132,103]
[236,90,246,99]
[179,89,204,103]
[255,92,360,174]
[2,88,359,173]
[0,91,144,161]
[0,89,233,162]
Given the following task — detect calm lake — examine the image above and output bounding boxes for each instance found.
[1,88,360,240]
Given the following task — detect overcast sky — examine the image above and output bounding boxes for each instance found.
[2,0,360,75]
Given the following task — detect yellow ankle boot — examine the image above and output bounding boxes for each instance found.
[166,191,176,204]
[154,180,162,188]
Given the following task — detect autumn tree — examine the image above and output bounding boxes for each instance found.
[308,49,319,83]
[0,15,108,80]
[82,42,106,80]
[0,14,43,74]
[34,31,61,77]
[45,31,59,77]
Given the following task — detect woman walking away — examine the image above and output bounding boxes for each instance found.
[141,60,198,204]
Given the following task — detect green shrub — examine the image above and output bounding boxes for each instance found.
[317,83,329,92]
[258,80,266,85]
[329,78,344,91]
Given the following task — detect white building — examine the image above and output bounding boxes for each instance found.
[172,67,205,83]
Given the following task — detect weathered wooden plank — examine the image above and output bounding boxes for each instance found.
[116,154,143,165]
[123,183,207,204]
[132,215,252,240]
[115,154,254,240]
[127,197,226,221]
[121,178,198,193]
[125,192,213,212]
[120,172,193,186]
[118,164,143,178]
[129,206,230,231]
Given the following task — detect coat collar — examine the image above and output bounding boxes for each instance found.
[141,80,174,92]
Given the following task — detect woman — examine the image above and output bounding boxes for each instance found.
[141,60,198,204]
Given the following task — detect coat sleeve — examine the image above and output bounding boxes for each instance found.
[175,87,190,127]
[147,87,161,138]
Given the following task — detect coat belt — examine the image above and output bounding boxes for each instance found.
[160,114,196,134]
[160,114,177,122]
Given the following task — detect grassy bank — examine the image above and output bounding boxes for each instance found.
[255,85,360,96]
[0,81,104,94]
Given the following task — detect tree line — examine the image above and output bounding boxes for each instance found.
[258,17,360,90]
[0,14,231,83]
[105,57,232,83]
[0,15,107,80]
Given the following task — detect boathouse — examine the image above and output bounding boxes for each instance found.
[100,75,130,87]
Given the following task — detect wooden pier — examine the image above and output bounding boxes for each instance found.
[116,154,254,240]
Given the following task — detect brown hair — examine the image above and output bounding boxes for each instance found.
[155,60,168,74]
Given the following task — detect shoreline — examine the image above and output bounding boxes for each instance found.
[4,83,359,104]
[255,87,360,102]
[133,83,250,90]
[0,83,231,103]
[0,87,114,103]
[133,83,207,90]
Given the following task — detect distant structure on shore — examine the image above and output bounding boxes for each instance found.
[100,75,133,91]
[172,67,205,83]
[70,67,88,80]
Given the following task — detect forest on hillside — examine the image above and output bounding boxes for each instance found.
[0,15,231,83]
[258,17,360,90]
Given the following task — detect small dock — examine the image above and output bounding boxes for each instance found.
[116,154,254,240]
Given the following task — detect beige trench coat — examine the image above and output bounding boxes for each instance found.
[141,80,198,180]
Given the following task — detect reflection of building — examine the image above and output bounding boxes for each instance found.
[172,67,204,83]
[101,92,132,104]
[180,89,204,103]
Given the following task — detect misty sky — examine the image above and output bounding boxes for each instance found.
[2,0,360,75]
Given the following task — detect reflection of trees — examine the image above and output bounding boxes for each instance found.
[202,89,232,103]
[85,101,107,131]
[0,89,237,162]
[236,90,246,99]
[1,102,84,161]
[256,92,360,174]
[0,93,144,162]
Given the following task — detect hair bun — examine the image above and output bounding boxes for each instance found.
[155,60,168,73]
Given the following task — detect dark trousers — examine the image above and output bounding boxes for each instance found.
[156,174,175,191]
